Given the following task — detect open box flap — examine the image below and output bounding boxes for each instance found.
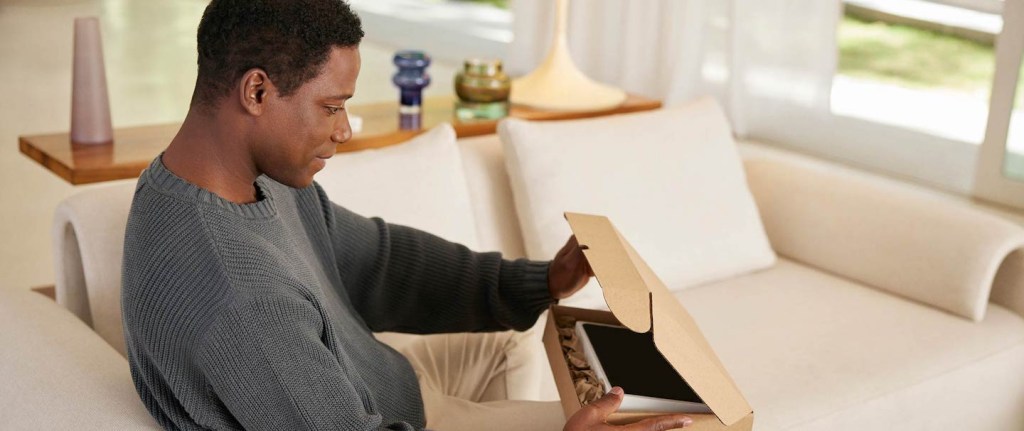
[565,212,651,333]
[565,212,753,426]
[616,224,753,425]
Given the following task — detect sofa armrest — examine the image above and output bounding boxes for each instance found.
[52,181,136,355]
[744,157,1024,321]
[991,249,1024,319]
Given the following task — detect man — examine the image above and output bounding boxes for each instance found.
[122,0,694,430]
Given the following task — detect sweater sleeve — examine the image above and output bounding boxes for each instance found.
[195,294,422,431]
[325,202,554,334]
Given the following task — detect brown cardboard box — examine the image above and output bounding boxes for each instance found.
[543,213,754,430]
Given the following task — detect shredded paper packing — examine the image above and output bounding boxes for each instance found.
[555,315,605,405]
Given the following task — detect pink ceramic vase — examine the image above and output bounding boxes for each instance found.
[70,17,113,145]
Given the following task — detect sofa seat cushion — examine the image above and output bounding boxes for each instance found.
[786,343,1024,430]
[0,288,158,429]
[676,259,1024,430]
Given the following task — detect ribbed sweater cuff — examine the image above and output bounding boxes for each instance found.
[499,259,555,330]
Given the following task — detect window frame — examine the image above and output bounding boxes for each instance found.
[973,0,1024,207]
[926,0,1003,15]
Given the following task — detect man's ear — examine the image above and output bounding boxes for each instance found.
[238,68,272,116]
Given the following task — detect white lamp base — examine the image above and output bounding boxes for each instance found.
[509,0,626,112]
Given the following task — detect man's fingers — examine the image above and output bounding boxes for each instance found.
[586,386,624,419]
[569,389,692,431]
[549,235,593,300]
[564,235,580,256]
[556,235,576,260]
[620,414,694,431]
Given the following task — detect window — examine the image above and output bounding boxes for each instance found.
[348,0,512,66]
[807,0,1024,208]
[1005,59,1024,181]
[832,0,1002,144]
[454,0,508,9]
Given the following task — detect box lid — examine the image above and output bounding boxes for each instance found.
[565,212,753,426]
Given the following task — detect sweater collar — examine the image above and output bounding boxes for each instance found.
[143,154,278,219]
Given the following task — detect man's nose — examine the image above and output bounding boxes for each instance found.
[331,113,352,144]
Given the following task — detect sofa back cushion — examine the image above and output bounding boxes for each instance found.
[317,123,481,249]
[499,97,776,308]
[54,124,481,356]
[457,134,528,258]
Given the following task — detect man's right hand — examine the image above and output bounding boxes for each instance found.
[563,387,694,431]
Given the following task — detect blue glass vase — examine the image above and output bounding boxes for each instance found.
[392,50,431,130]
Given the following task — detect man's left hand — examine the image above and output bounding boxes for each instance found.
[548,235,594,300]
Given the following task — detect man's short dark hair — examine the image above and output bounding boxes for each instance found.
[193,0,364,107]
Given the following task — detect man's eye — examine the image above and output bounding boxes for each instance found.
[325,106,343,115]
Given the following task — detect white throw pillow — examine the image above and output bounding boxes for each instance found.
[315,123,480,249]
[499,97,775,307]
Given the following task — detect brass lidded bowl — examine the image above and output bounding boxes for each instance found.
[454,59,511,103]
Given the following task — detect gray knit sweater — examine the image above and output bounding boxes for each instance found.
[121,156,554,430]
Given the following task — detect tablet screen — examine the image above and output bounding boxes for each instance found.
[580,323,704,403]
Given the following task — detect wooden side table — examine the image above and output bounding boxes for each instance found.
[19,94,661,185]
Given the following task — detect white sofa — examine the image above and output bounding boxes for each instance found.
[4,106,1024,430]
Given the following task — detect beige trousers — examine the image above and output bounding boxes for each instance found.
[377,329,567,431]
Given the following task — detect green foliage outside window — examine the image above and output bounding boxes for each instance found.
[453,0,508,9]
[838,15,1024,108]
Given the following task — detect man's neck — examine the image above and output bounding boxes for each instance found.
[162,108,261,204]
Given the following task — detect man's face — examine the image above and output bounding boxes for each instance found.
[253,46,360,189]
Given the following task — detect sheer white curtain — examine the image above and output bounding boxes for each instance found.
[509,0,1024,207]
[508,0,841,137]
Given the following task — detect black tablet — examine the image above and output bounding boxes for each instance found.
[576,321,710,413]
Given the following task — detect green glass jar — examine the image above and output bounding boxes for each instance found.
[454,59,510,120]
